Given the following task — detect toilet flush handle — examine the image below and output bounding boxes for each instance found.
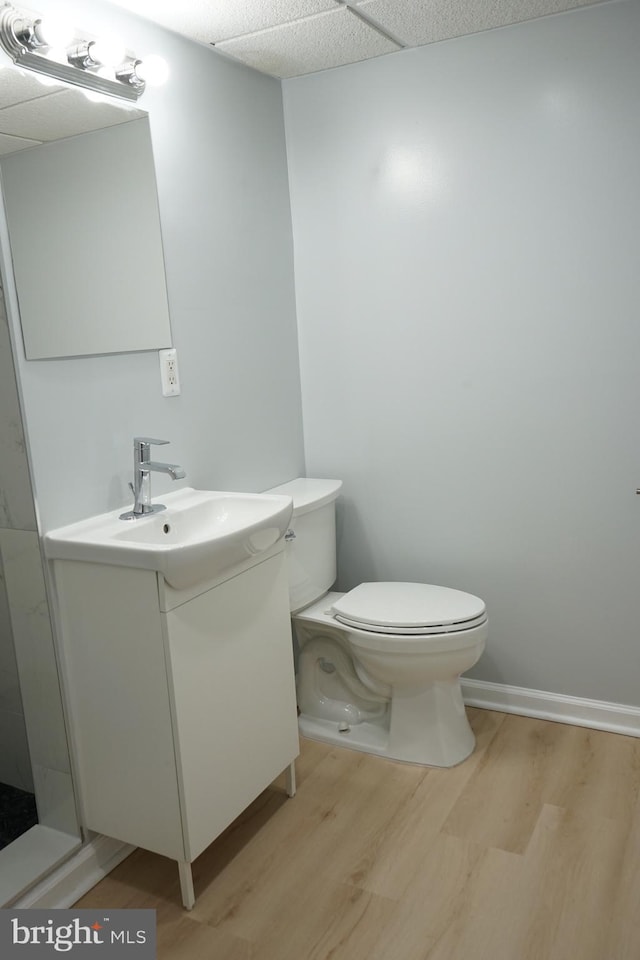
[284,528,296,542]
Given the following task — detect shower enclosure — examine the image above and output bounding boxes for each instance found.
[0,276,81,905]
[0,554,37,852]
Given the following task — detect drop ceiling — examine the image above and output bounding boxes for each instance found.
[106,0,611,79]
[0,0,613,154]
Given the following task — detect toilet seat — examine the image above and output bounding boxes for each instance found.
[331,582,487,636]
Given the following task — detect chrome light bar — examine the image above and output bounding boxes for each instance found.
[0,2,146,102]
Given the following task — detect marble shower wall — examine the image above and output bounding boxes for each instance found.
[0,274,34,793]
[0,555,32,792]
[0,275,77,834]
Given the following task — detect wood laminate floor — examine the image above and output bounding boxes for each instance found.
[74,709,640,959]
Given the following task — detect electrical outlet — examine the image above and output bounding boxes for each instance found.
[159,348,181,397]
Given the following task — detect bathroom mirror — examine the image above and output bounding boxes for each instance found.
[0,114,172,358]
[0,61,172,360]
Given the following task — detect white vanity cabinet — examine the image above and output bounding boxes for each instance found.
[51,544,298,908]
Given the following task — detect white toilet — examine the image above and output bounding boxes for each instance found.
[266,478,487,767]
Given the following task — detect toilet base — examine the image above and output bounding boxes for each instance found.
[299,713,393,761]
[299,678,475,767]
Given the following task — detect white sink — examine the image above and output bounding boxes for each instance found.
[44,487,293,590]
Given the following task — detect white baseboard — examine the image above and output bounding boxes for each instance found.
[462,678,640,738]
[12,835,135,909]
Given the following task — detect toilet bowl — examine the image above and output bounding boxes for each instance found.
[266,478,487,768]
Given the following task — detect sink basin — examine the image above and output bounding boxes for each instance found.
[44,487,293,589]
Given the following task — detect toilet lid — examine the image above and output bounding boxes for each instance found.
[331,582,487,635]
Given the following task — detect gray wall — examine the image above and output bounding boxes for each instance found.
[284,0,640,706]
[4,0,639,714]
[3,0,304,532]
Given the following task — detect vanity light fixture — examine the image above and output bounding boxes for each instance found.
[0,2,168,102]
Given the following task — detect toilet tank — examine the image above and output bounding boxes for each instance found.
[265,478,342,613]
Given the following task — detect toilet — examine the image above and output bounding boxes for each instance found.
[266,478,487,767]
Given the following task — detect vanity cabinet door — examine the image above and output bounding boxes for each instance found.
[164,551,299,862]
[53,561,185,860]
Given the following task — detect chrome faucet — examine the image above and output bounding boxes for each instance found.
[119,437,186,521]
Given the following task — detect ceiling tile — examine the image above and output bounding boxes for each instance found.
[0,66,65,110]
[105,0,341,44]
[0,132,39,156]
[216,7,401,78]
[353,0,606,47]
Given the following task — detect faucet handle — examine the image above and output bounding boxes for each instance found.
[133,437,169,447]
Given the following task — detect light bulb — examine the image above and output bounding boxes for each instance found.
[89,37,125,68]
[33,18,75,48]
[134,55,169,86]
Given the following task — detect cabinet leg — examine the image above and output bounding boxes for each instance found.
[178,860,195,910]
[285,760,296,798]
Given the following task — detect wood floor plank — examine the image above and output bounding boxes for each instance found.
[605,789,640,960]
[250,883,399,960]
[541,724,640,824]
[271,737,333,792]
[348,707,504,900]
[505,804,630,960]
[398,838,523,960]
[75,847,182,909]
[347,830,521,960]
[158,913,252,960]
[442,714,571,853]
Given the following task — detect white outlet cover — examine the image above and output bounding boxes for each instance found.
[159,347,181,397]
